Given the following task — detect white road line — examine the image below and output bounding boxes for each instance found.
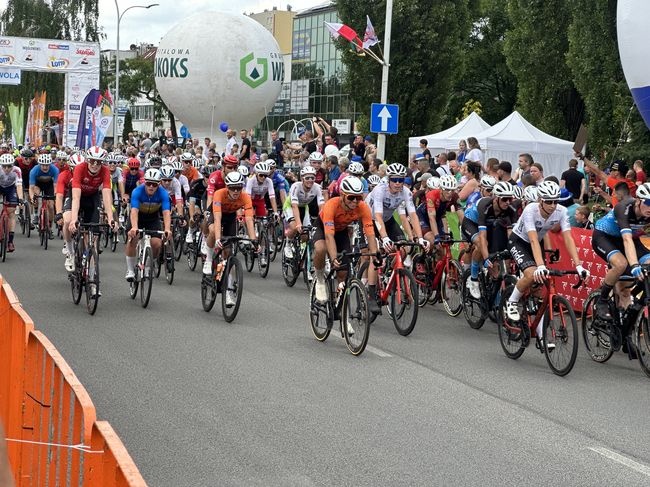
[588,447,650,477]
[330,330,393,358]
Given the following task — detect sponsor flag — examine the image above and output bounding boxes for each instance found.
[8,102,25,146]
[363,16,379,49]
[75,89,101,149]
[324,21,362,50]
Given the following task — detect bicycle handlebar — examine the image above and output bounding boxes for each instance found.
[488,250,512,261]
[546,268,585,289]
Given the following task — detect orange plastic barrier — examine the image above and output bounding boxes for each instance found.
[0,275,147,486]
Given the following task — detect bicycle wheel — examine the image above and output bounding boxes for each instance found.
[164,240,175,285]
[309,279,333,341]
[581,291,614,363]
[390,268,419,336]
[441,259,463,317]
[497,285,526,359]
[129,267,139,299]
[110,229,118,252]
[462,270,487,330]
[257,231,270,278]
[19,206,25,235]
[120,225,127,244]
[154,249,162,278]
[222,256,244,322]
[303,242,314,288]
[342,279,370,355]
[412,254,432,308]
[244,245,255,272]
[140,247,153,308]
[70,264,83,305]
[542,295,578,376]
[39,211,46,248]
[635,312,650,378]
[0,216,7,263]
[187,238,198,271]
[282,241,299,287]
[101,226,109,249]
[174,226,184,262]
[25,201,31,238]
[85,247,100,315]
[268,223,278,262]
[200,268,218,312]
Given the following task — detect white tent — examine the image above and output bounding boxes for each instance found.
[408,112,491,156]
[474,111,574,178]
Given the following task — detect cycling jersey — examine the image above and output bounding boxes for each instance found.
[122,168,144,195]
[416,189,458,233]
[72,163,111,196]
[286,181,324,207]
[207,170,225,196]
[109,168,123,185]
[0,167,22,188]
[465,190,481,210]
[161,178,182,205]
[319,196,374,235]
[465,197,517,231]
[188,178,207,200]
[183,166,201,183]
[246,176,275,199]
[55,170,73,197]
[176,174,190,196]
[270,171,289,194]
[16,157,36,183]
[511,202,570,242]
[212,188,254,217]
[366,183,416,222]
[29,165,59,186]
[130,184,171,219]
[594,198,650,238]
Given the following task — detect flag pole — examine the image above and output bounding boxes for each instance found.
[376,0,393,161]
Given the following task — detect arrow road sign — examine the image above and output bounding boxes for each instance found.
[370,103,399,135]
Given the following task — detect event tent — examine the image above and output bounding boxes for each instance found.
[408,112,491,156]
[474,111,575,178]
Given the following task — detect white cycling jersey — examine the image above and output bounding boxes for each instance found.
[176,174,190,194]
[246,176,275,199]
[162,177,182,202]
[0,167,23,188]
[512,202,570,242]
[366,183,415,222]
[289,181,324,206]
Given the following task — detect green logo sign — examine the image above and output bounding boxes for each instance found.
[240,52,268,89]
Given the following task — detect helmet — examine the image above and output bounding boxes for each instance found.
[37,153,52,165]
[426,176,441,190]
[160,166,175,179]
[86,146,107,161]
[180,152,193,162]
[255,162,271,175]
[171,160,183,172]
[480,175,496,189]
[192,158,203,168]
[439,174,458,191]
[493,181,514,197]
[127,157,140,170]
[0,153,14,166]
[69,153,85,167]
[201,165,216,177]
[106,153,119,164]
[385,163,407,178]
[367,174,381,186]
[308,152,324,163]
[523,186,538,203]
[238,165,249,177]
[148,156,162,168]
[301,165,316,178]
[144,168,161,182]
[637,182,650,200]
[268,159,277,169]
[225,171,245,187]
[167,155,178,164]
[537,180,560,200]
[347,161,364,176]
[56,150,68,160]
[223,154,238,166]
[21,149,34,158]
[339,176,364,195]
[512,185,523,200]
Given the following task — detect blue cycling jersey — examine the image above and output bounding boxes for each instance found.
[271,172,289,193]
[595,198,650,238]
[464,203,479,223]
[465,191,481,210]
[130,184,171,218]
[29,165,59,186]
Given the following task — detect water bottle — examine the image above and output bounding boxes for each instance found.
[215,260,224,281]
[334,281,345,308]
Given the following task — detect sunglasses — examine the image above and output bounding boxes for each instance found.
[643,199,650,207]
[229,186,243,192]
[482,187,493,192]
[542,200,558,205]
[224,165,237,170]
[130,168,139,171]
[257,174,267,178]
[302,176,315,181]
[389,177,405,183]
[500,197,513,203]
[162,178,173,182]
[345,195,363,202]
[87,160,102,166]
[145,182,159,187]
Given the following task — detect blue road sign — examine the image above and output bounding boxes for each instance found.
[370,103,399,135]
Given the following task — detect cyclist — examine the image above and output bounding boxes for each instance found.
[204,172,258,306]
[367,174,381,192]
[181,152,201,183]
[464,181,518,299]
[159,165,184,217]
[16,149,36,201]
[267,159,288,205]
[505,181,588,339]
[0,153,23,252]
[122,157,144,202]
[591,181,650,318]
[419,174,459,247]
[57,152,83,271]
[171,160,190,199]
[282,165,325,259]
[125,168,172,281]
[331,160,369,197]
[185,164,213,243]
[54,150,69,173]
[29,153,59,230]
[313,176,379,306]
[247,161,278,217]
[522,185,538,209]
[107,153,126,206]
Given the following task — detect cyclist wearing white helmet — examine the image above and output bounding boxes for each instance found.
[591,181,650,320]
[416,174,459,248]
[107,153,126,206]
[247,161,278,219]
[312,176,378,305]
[203,171,257,286]
[56,153,83,269]
[307,151,327,187]
[171,159,190,198]
[0,153,23,252]
[29,153,60,229]
[282,164,325,259]
[124,168,172,282]
[504,180,588,342]
[159,165,184,216]
[367,174,381,191]
[180,152,201,183]
[330,156,369,197]
[462,181,519,299]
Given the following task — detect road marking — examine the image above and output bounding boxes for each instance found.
[588,447,650,477]
[330,330,392,358]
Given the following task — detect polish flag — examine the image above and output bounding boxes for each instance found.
[324,21,362,49]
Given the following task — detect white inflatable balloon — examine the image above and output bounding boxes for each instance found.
[618,0,650,129]
[155,11,284,140]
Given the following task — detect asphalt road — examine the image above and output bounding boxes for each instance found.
[3,231,650,486]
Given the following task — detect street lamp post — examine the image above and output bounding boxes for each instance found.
[376,0,393,161]
[113,1,159,146]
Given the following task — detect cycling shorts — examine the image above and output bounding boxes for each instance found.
[461,219,479,244]
[0,185,19,206]
[373,218,403,242]
[591,229,650,271]
[313,217,351,254]
[507,235,537,271]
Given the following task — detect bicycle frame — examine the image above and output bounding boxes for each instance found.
[377,243,418,305]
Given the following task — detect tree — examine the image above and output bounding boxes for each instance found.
[336,0,472,163]
[103,56,177,139]
[122,109,134,142]
[504,0,584,140]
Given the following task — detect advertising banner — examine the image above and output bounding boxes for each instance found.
[0,37,99,74]
[64,71,100,146]
[25,91,47,147]
[7,103,25,145]
[0,68,21,85]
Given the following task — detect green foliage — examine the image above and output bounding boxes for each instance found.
[122,109,133,141]
[504,0,584,139]
[336,0,472,163]
[457,100,483,123]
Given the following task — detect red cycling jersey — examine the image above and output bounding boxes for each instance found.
[72,162,111,196]
[207,170,225,196]
[55,169,73,196]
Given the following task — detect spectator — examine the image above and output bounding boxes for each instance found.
[558,188,579,225]
[225,130,236,155]
[363,136,377,160]
[353,134,365,158]
[239,129,251,161]
[466,137,483,165]
[485,157,500,178]
[435,152,452,177]
[514,153,533,182]
[270,130,284,167]
[634,159,646,186]
[560,158,586,202]
[497,161,517,185]
[530,162,544,185]
[457,139,468,164]
[419,139,432,163]
[412,154,432,189]
[301,130,317,153]
[584,158,636,206]
[327,155,341,182]
[574,205,594,229]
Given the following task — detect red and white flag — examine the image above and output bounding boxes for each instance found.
[363,16,379,49]
[324,21,362,49]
